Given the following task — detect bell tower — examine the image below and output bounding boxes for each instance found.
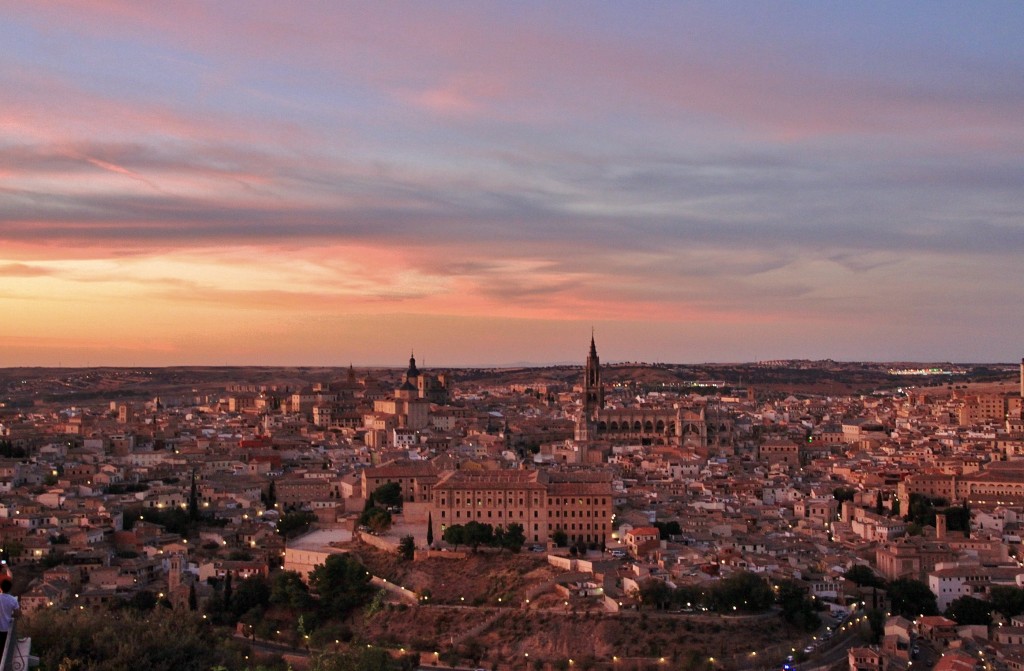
[584,333,604,421]
[168,552,183,592]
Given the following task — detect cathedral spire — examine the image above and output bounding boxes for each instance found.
[584,333,603,421]
[407,350,419,378]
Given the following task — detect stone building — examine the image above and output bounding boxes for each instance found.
[574,336,730,449]
[430,468,614,546]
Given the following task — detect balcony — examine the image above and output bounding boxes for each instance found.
[0,621,37,671]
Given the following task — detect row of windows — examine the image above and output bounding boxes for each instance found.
[531,533,604,543]
[599,420,671,431]
[525,523,608,532]
[551,498,607,506]
[440,496,610,507]
[446,510,527,520]
[447,491,539,500]
[441,509,609,529]
[449,498,533,507]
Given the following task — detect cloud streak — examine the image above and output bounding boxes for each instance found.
[1,2,1023,365]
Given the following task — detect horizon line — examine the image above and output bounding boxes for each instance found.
[0,359,1019,370]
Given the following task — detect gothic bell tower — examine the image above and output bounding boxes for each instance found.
[584,333,604,421]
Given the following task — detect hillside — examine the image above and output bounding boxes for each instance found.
[351,548,808,670]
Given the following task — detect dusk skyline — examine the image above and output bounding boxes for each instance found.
[3,2,1024,367]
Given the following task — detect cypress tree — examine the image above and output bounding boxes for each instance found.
[224,571,233,610]
[188,468,200,521]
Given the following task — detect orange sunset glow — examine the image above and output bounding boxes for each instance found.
[3,2,1024,366]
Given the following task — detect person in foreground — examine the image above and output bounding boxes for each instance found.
[0,578,19,653]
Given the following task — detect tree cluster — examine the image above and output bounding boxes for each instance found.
[371,483,403,509]
[832,487,857,503]
[398,535,415,561]
[0,440,27,459]
[441,521,526,552]
[358,491,393,533]
[124,506,193,536]
[843,565,885,589]
[841,566,938,620]
[277,510,318,539]
[638,571,820,631]
[652,520,681,540]
[203,554,377,646]
[23,607,252,671]
[886,577,939,619]
[903,493,969,532]
[943,586,1024,626]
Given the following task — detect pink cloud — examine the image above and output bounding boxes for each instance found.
[0,263,54,277]
[9,3,1017,147]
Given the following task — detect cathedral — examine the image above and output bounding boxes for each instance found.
[574,336,731,450]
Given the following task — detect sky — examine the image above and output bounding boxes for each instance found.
[2,2,1024,367]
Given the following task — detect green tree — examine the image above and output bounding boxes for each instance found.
[262,480,277,507]
[865,607,886,643]
[23,607,250,671]
[499,523,526,552]
[398,535,415,561]
[990,585,1024,619]
[188,468,200,521]
[270,570,313,612]
[0,440,15,458]
[943,505,971,533]
[238,606,264,640]
[223,572,233,610]
[463,521,494,550]
[277,510,317,538]
[124,590,158,611]
[888,578,939,619]
[639,579,673,610]
[128,506,192,535]
[653,520,682,539]
[774,579,821,631]
[359,507,392,533]
[442,524,466,550]
[904,493,944,527]
[844,565,885,588]
[230,575,271,619]
[426,512,434,547]
[372,482,403,508]
[710,572,775,613]
[552,528,568,547]
[0,539,22,563]
[945,595,993,626]
[308,554,375,619]
[309,646,391,671]
[833,487,857,503]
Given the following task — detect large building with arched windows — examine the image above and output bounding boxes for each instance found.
[430,468,614,546]
[575,336,732,450]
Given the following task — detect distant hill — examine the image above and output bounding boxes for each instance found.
[0,361,1015,406]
